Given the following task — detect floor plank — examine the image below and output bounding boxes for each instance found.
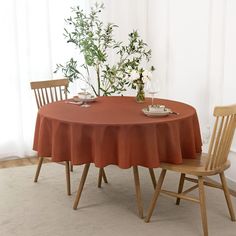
[0,157,51,169]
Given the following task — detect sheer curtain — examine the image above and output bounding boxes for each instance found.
[0,0,86,159]
[146,0,236,180]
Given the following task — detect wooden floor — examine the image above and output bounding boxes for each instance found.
[0,157,51,169]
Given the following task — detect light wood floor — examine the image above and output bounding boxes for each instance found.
[0,157,51,169]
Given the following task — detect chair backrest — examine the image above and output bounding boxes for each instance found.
[30,78,69,109]
[205,104,236,170]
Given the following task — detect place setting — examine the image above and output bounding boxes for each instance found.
[142,105,174,117]
[142,79,179,117]
[66,84,97,107]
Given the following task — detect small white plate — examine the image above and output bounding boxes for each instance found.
[73,96,97,103]
[66,101,83,105]
[142,107,171,117]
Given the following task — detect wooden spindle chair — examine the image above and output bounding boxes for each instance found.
[31,78,69,109]
[31,79,108,196]
[145,104,236,236]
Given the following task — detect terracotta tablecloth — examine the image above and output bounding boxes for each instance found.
[33,96,202,168]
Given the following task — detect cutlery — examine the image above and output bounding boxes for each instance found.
[170,111,179,115]
[65,101,83,105]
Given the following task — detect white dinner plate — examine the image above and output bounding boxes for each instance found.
[142,107,172,117]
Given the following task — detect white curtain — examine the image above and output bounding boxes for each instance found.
[0,0,85,159]
[146,0,236,180]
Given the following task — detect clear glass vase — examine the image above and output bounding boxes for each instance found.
[136,82,145,102]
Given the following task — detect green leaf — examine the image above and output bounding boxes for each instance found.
[55,2,154,96]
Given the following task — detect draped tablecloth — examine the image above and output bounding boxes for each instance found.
[33,96,202,168]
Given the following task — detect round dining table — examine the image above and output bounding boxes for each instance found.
[33,96,202,167]
[33,96,202,216]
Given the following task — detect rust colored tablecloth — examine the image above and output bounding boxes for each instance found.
[33,96,202,168]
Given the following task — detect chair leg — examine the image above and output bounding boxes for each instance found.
[70,162,73,172]
[65,161,71,196]
[219,172,236,221]
[73,163,90,210]
[198,176,208,236]
[176,173,186,205]
[145,169,166,223]
[97,168,108,188]
[133,166,144,218]
[98,168,103,188]
[149,168,157,189]
[34,157,44,182]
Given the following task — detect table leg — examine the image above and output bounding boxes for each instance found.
[73,163,90,210]
[34,157,44,182]
[65,161,71,196]
[149,168,156,189]
[98,168,108,188]
[176,173,185,205]
[98,168,103,188]
[133,166,144,218]
[102,168,108,183]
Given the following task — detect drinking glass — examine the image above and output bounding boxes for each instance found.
[146,79,160,107]
[80,84,90,108]
[202,125,211,151]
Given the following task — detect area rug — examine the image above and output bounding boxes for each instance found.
[0,163,236,236]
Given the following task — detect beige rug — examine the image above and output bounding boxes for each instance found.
[0,163,236,236]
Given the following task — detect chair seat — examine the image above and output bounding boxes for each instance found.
[160,153,231,176]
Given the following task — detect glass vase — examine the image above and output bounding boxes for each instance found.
[136,82,145,102]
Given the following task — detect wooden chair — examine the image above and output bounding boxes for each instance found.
[145,104,236,236]
[31,78,108,195]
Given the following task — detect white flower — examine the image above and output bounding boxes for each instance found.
[116,71,123,78]
[129,70,139,82]
[124,74,129,80]
[142,69,152,83]
[142,69,152,79]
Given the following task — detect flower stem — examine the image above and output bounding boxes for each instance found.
[96,64,101,96]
